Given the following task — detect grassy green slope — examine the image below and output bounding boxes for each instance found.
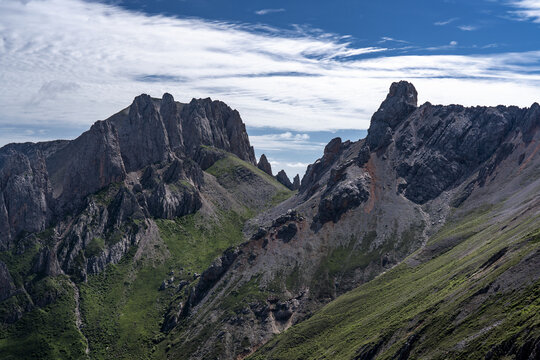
[205,154,292,209]
[250,205,540,359]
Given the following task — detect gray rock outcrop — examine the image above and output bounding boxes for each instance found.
[366,80,418,150]
[257,154,273,176]
[292,174,300,190]
[275,170,293,190]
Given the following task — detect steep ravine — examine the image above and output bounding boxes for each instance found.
[69,280,90,356]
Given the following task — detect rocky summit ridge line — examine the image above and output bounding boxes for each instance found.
[0,93,256,251]
[0,82,539,360]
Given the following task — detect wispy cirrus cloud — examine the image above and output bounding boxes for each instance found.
[250,132,325,152]
[255,8,285,15]
[379,36,409,44]
[434,17,459,26]
[1,0,540,148]
[425,40,459,51]
[508,0,540,22]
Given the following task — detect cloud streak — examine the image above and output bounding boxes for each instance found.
[250,132,325,152]
[255,8,285,15]
[434,17,459,26]
[29,80,81,105]
[0,0,540,147]
[458,25,477,31]
[508,0,540,22]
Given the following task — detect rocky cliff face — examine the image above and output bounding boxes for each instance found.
[0,92,262,333]
[0,93,256,250]
[0,144,51,250]
[292,174,300,190]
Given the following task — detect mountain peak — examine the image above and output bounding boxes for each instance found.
[132,93,153,106]
[374,80,417,127]
[162,92,175,103]
[387,80,417,106]
[257,154,272,176]
[366,81,418,150]
[275,169,294,190]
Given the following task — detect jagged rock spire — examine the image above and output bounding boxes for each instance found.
[366,81,418,150]
[257,154,273,176]
[292,174,300,190]
[276,170,294,190]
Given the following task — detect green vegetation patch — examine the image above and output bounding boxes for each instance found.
[155,210,247,273]
[92,182,122,206]
[220,276,267,315]
[0,276,87,360]
[84,237,105,258]
[206,154,289,192]
[0,241,41,287]
[78,210,250,359]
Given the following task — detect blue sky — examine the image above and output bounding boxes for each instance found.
[110,0,539,55]
[1,0,540,177]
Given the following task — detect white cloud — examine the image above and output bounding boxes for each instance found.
[29,80,80,105]
[286,162,312,168]
[255,8,285,15]
[267,159,311,178]
[458,25,477,31]
[1,0,540,148]
[426,41,459,51]
[508,0,540,22]
[250,132,325,152]
[379,36,409,44]
[278,132,310,140]
[434,17,459,26]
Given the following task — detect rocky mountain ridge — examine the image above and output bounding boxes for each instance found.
[256,154,300,191]
[161,81,540,359]
[0,92,267,337]
[1,82,539,360]
[0,93,255,249]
